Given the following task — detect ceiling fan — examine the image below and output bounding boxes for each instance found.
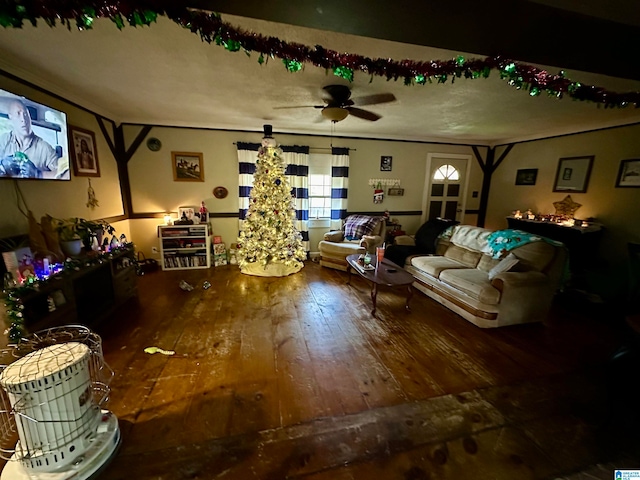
[276,85,396,122]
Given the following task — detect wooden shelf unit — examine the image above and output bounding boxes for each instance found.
[159,224,212,270]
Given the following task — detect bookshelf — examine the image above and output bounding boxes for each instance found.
[159,224,212,270]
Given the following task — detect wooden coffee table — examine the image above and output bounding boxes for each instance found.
[346,254,414,316]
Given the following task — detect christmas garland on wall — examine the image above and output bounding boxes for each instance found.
[0,1,638,108]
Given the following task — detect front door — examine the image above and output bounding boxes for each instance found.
[422,153,471,224]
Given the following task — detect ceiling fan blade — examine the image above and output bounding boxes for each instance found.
[351,93,396,107]
[346,107,381,121]
[273,105,325,109]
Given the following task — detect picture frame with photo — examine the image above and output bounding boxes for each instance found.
[615,159,640,188]
[380,156,392,171]
[172,151,204,182]
[553,155,594,193]
[515,168,538,186]
[178,206,196,223]
[69,125,100,177]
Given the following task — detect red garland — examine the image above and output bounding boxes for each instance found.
[1,1,638,108]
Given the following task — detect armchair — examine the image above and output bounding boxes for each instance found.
[318,215,386,271]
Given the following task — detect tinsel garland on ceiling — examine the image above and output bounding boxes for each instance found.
[1,0,638,108]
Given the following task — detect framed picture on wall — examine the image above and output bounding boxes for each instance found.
[553,155,594,193]
[172,151,204,182]
[69,125,100,177]
[615,159,640,188]
[515,168,537,186]
[380,156,392,171]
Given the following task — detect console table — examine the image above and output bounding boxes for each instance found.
[506,216,603,285]
[9,248,138,334]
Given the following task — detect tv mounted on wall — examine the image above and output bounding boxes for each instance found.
[0,89,70,180]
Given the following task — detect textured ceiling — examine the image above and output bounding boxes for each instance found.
[0,9,639,146]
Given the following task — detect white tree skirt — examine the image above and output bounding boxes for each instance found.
[241,262,303,277]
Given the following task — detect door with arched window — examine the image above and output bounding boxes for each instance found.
[422,153,471,223]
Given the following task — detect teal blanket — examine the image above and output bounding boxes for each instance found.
[487,229,555,259]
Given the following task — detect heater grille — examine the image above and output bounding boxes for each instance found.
[0,326,115,474]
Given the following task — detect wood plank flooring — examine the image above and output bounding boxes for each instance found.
[4,260,640,478]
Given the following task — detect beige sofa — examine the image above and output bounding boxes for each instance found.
[319,215,386,271]
[398,225,567,328]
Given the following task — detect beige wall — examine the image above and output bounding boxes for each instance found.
[486,125,640,299]
[125,126,480,257]
[0,75,124,238]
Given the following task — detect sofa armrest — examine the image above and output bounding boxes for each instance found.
[360,234,383,253]
[393,235,416,246]
[323,230,344,242]
[491,271,557,324]
[491,271,547,290]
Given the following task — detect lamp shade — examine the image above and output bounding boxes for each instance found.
[321,107,349,122]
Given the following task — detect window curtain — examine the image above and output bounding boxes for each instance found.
[237,142,260,233]
[330,147,350,231]
[237,142,310,253]
[282,145,310,253]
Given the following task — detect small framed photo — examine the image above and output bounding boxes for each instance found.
[172,151,204,182]
[69,125,100,177]
[380,156,392,171]
[178,206,196,222]
[553,155,594,193]
[515,168,538,186]
[616,159,640,188]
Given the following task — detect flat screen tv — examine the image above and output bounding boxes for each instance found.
[0,89,70,180]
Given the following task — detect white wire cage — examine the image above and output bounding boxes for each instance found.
[0,325,118,478]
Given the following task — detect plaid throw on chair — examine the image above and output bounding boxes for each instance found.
[344,215,381,241]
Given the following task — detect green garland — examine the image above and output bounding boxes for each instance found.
[0,1,638,108]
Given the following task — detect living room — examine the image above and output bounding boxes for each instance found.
[0,1,639,478]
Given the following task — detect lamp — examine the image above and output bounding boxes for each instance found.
[164,214,173,225]
[321,107,349,122]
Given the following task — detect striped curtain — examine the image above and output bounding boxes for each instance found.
[237,142,310,252]
[282,145,310,253]
[237,142,260,230]
[330,147,350,231]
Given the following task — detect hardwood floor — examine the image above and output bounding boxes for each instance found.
[6,260,640,478]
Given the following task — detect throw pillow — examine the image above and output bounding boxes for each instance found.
[414,218,460,253]
[344,215,381,241]
[488,253,519,280]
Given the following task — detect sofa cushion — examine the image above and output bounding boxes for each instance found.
[477,254,501,273]
[439,268,502,305]
[411,255,468,278]
[344,215,381,241]
[443,244,483,268]
[510,240,556,272]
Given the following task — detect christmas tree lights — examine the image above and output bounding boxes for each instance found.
[237,128,305,277]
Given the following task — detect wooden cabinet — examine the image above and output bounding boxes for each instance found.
[159,225,211,270]
[14,248,138,333]
[506,216,603,288]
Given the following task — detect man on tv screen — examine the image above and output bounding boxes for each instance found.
[0,98,60,179]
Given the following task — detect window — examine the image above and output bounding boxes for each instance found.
[309,173,331,218]
[309,154,332,219]
[433,164,460,181]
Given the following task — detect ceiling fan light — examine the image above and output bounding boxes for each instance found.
[322,107,349,122]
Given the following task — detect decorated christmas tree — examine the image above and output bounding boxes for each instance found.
[237,126,306,277]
